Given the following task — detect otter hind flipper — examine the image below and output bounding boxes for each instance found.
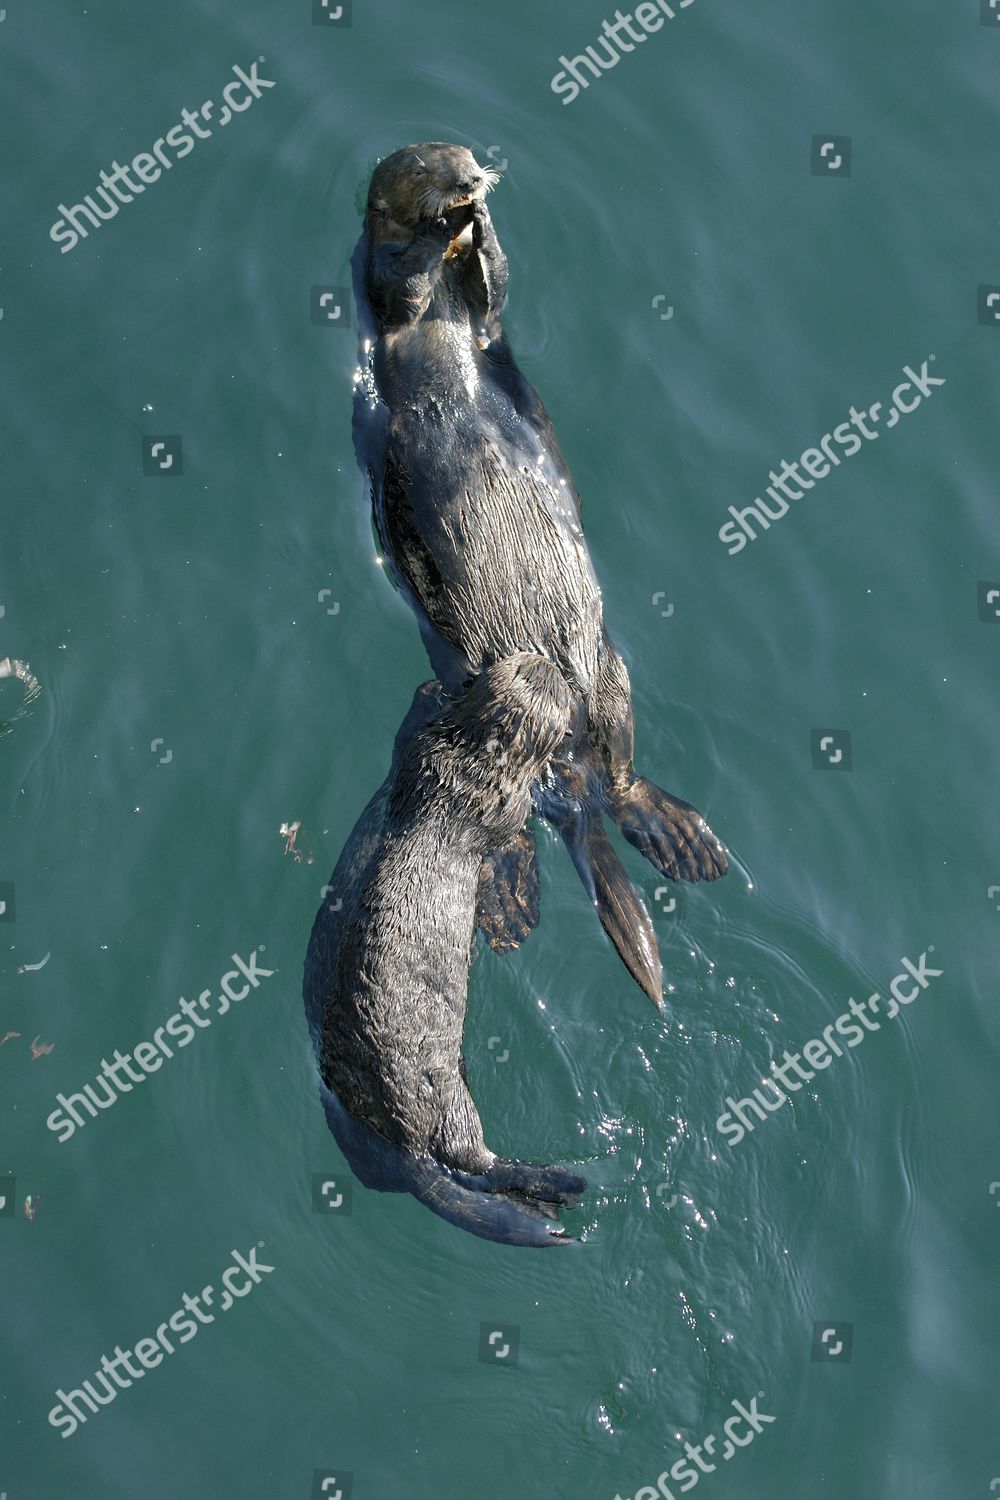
[483,1158,587,1207]
[476,828,540,952]
[611,778,728,884]
[319,1086,579,1246]
[414,1160,581,1248]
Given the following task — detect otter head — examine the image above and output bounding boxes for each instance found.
[367,142,500,245]
[427,654,576,845]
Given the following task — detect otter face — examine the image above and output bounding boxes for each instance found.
[367,142,500,240]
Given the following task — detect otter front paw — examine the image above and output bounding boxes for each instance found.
[470,199,491,245]
[418,215,453,244]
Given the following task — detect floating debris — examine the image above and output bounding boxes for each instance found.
[24,1194,40,1221]
[17,952,50,974]
[30,1036,54,1059]
[279,820,314,864]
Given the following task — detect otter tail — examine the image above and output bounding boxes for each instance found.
[477,809,662,1002]
[578,816,664,1006]
[530,748,664,1004]
[550,802,663,1006]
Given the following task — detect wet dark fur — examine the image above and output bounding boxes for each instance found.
[302,654,587,1247]
[354,143,727,1004]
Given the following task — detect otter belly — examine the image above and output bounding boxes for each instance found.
[377,399,604,694]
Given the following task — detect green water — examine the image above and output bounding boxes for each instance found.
[3,2,998,1495]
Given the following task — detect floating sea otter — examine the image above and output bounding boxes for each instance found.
[303,655,587,1247]
[352,143,727,1003]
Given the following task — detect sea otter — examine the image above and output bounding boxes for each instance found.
[350,142,727,1004]
[302,654,587,1247]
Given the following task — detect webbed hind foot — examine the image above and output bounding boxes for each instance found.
[610,777,728,883]
[416,1157,583,1247]
[484,1158,588,1208]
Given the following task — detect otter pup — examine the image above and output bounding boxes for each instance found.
[302,654,587,1247]
[352,142,727,1004]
